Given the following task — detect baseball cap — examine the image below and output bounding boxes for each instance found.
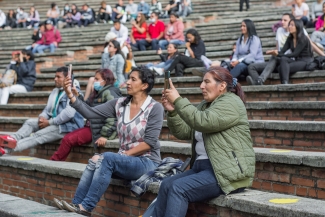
[45,20,53,25]
[105,32,117,42]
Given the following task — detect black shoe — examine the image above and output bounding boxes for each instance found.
[53,198,64,210]
[62,201,91,216]
[246,76,255,85]
[281,80,289,84]
[256,78,264,85]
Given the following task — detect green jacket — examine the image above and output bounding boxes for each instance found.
[167,92,255,195]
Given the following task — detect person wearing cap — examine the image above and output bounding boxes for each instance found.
[0,10,6,29]
[158,12,185,50]
[81,4,95,27]
[16,7,28,28]
[138,12,165,51]
[33,20,62,54]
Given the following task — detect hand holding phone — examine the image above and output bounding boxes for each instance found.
[164,71,170,90]
[68,64,74,87]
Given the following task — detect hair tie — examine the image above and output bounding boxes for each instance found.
[233,78,238,87]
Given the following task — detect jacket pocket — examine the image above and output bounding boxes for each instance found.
[232,151,243,174]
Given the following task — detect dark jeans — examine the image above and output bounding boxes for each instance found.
[27,20,39,27]
[247,56,278,83]
[230,62,249,78]
[138,39,159,51]
[6,19,17,28]
[240,0,249,11]
[112,12,122,21]
[48,18,58,26]
[97,13,110,22]
[277,56,311,83]
[167,55,204,76]
[17,22,26,28]
[81,19,92,26]
[66,20,81,27]
[300,16,309,26]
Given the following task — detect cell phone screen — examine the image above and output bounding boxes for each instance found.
[164,71,170,90]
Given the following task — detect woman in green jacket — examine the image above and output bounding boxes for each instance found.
[153,66,255,217]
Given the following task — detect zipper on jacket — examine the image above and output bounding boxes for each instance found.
[232,151,243,174]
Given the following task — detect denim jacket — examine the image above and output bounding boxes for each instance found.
[39,87,84,133]
[101,53,125,85]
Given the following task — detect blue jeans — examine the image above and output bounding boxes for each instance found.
[138,39,159,51]
[72,152,158,212]
[34,43,57,54]
[146,59,173,71]
[230,62,248,78]
[152,159,222,217]
[158,39,185,50]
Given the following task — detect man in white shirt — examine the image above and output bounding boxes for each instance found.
[0,10,6,29]
[110,20,128,45]
[247,13,324,85]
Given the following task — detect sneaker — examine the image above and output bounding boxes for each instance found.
[103,20,107,24]
[108,21,113,24]
[62,201,91,216]
[152,67,164,76]
[94,21,98,25]
[0,147,5,156]
[246,76,255,85]
[0,135,17,149]
[256,78,264,85]
[53,198,64,210]
[27,25,32,29]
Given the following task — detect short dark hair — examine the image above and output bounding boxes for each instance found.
[51,3,56,8]
[113,20,121,24]
[56,66,69,77]
[283,13,295,20]
[170,12,179,18]
[151,12,159,18]
[21,49,34,60]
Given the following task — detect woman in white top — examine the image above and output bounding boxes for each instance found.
[292,0,310,25]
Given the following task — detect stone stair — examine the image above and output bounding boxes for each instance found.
[0,0,325,216]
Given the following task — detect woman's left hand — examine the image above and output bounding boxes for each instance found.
[230,60,239,67]
[95,137,107,147]
[164,79,180,104]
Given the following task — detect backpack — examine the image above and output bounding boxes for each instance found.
[0,69,17,88]
[305,56,325,71]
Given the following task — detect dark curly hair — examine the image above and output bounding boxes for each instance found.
[122,65,155,106]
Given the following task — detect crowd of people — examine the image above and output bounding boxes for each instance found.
[0,0,325,217]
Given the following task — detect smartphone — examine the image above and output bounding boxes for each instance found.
[164,71,170,90]
[179,157,191,172]
[292,4,295,8]
[68,64,74,87]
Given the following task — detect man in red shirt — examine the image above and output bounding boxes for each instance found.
[138,12,165,51]
[33,20,62,54]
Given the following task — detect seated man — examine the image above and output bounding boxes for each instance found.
[0,50,36,105]
[33,20,61,54]
[138,12,165,51]
[96,1,112,24]
[163,0,180,17]
[126,0,138,20]
[158,12,184,50]
[247,13,324,85]
[112,0,127,23]
[137,0,149,17]
[0,66,84,156]
[81,4,94,27]
[16,7,28,28]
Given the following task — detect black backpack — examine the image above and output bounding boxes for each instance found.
[305,56,325,71]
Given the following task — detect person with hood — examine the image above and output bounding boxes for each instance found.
[0,10,6,29]
[50,69,122,161]
[33,20,62,54]
[0,49,36,105]
[158,12,185,49]
[16,7,28,28]
[80,4,94,27]
[0,66,84,156]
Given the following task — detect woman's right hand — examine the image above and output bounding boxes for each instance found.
[157,48,162,55]
[161,90,175,112]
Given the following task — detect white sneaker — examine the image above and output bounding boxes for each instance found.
[152,67,164,76]
[94,21,98,25]
[103,20,107,24]
[27,25,32,29]
[109,21,113,24]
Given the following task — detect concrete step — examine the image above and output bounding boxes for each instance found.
[0,193,83,217]
[1,118,325,151]
[0,155,324,217]
[2,101,325,122]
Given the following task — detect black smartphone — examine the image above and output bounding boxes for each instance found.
[164,71,170,90]
[179,157,191,172]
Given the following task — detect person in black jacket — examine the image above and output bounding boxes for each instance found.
[165,28,205,76]
[5,9,17,29]
[25,23,44,50]
[0,49,36,104]
[271,19,313,84]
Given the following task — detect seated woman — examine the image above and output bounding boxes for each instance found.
[292,0,310,26]
[152,66,255,217]
[5,10,17,29]
[47,3,60,26]
[165,28,205,77]
[146,43,179,76]
[271,19,313,84]
[130,13,148,51]
[230,19,264,79]
[50,69,122,161]
[27,6,40,28]
[0,50,36,105]
[65,4,81,28]
[53,66,163,216]
[102,40,126,88]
